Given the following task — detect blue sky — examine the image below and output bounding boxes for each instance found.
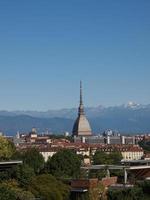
[0,0,150,110]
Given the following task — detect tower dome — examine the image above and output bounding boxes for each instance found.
[72,82,92,136]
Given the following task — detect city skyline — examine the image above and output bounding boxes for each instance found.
[0,1,150,110]
[0,2,150,199]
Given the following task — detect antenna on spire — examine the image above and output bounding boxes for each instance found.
[79,81,84,115]
[80,80,83,105]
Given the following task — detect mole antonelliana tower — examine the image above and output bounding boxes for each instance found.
[72,81,92,137]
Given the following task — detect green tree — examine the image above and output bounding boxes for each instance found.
[93,152,110,165]
[16,164,35,188]
[0,184,16,200]
[91,151,123,180]
[0,166,18,181]
[139,140,150,152]
[11,150,23,161]
[0,180,34,200]
[22,148,44,173]
[110,152,123,165]
[107,187,143,200]
[29,174,70,200]
[0,136,15,161]
[47,149,81,178]
[89,169,107,180]
[93,151,122,165]
[138,180,150,196]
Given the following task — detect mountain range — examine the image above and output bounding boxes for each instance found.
[1,102,150,135]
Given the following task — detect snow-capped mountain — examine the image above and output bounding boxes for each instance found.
[1,103,150,135]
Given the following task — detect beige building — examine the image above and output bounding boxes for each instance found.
[121,146,144,161]
[90,145,144,161]
[40,147,58,162]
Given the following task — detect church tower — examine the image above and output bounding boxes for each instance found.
[72,81,92,137]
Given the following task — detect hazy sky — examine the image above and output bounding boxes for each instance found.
[0,0,150,110]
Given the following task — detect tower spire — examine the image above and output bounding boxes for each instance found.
[72,82,92,136]
[79,81,84,115]
[80,81,83,106]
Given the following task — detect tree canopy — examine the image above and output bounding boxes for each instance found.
[0,180,34,200]
[0,140,71,199]
[0,136,15,161]
[21,148,45,173]
[107,181,150,200]
[29,174,70,200]
[93,151,123,165]
[108,187,143,200]
[139,140,150,152]
[16,164,35,188]
[47,149,81,178]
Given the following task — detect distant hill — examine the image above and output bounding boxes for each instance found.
[1,103,150,135]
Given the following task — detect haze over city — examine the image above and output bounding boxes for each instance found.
[0,0,150,110]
